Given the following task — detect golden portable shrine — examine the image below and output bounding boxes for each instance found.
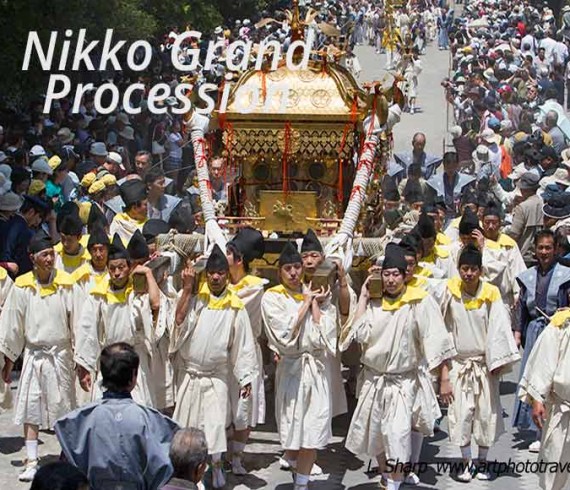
[217,60,400,237]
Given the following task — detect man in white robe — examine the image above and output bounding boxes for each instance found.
[171,244,258,489]
[0,230,85,482]
[226,227,268,476]
[72,226,109,295]
[519,308,570,490]
[109,179,148,243]
[0,266,13,413]
[340,243,455,490]
[143,219,176,415]
[74,233,160,408]
[439,245,520,482]
[479,200,526,309]
[415,212,457,278]
[54,210,91,274]
[261,242,338,490]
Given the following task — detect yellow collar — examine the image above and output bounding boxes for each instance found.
[267,284,304,301]
[15,270,74,297]
[58,246,91,270]
[381,286,428,311]
[447,277,500,310]
[551,309,570,328]
[485,233,518,251]
[423,245,450,263]
[115,212,148,227]
[436,232,452,246]
[72,263,107,285]
[229,275,266,293]
[414,265,433,278]
[0,267,6,280]
[198,283,244,310]
[91,277,133,304]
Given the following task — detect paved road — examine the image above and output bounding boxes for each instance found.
[0,41,542,489]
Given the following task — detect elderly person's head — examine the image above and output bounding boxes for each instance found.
[169,428,208,484]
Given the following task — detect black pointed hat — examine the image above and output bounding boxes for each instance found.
[383,177,401,202]
[87,204,109,234]
[59,213,83,235]
[108,233,129,261]
[56,201,80,231]
[229,226,265,263]
[417,212,437,239]
[87,226,110,249]
[382,242,408,272]
[142,219,170,244]
[279,241,302,267]
[119,179,147,208]
[127,229,149,261]
[459,207,481,235]
[301,229,323,254]
[399,234,419,257]
[29,229,53,254]
[206,244,229,272]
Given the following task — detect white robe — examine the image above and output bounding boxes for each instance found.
[151,281,177,411]
[441,278,520,447]
[228,275,268,430]
[519,310,570,490]
[72,262,108,296]
[0,270,82,428]
[341,287,455,460]
[262,284,337,450]
[170,288,258,454]
[74,278,156,407]
[0,269,14,412]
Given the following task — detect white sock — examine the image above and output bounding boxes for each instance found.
[460,445,472,462]
[386,478,402,490]
[295,473,310,486]
[478,446,489,462]
[411,431,424,464]
[536,430,542,441]
[25,440,38,461]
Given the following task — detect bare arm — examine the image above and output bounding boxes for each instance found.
[174,261,196,326]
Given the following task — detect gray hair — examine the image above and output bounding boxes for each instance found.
[169,428,208,480]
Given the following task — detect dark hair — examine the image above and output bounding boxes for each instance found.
[10,166,31,188]
[135,150,152,160]
[169,202,196,233]
[226,242,250,273]
[443,151,458,165]
[144,166,165,186]
[100,342,139,392]
[534,229,554,245]
[555,228,570,255]
[30,462,87,490]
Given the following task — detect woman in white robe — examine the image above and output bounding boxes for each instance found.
[439,245,520,482]
[519,309,570,490]
[261,242,337,490]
